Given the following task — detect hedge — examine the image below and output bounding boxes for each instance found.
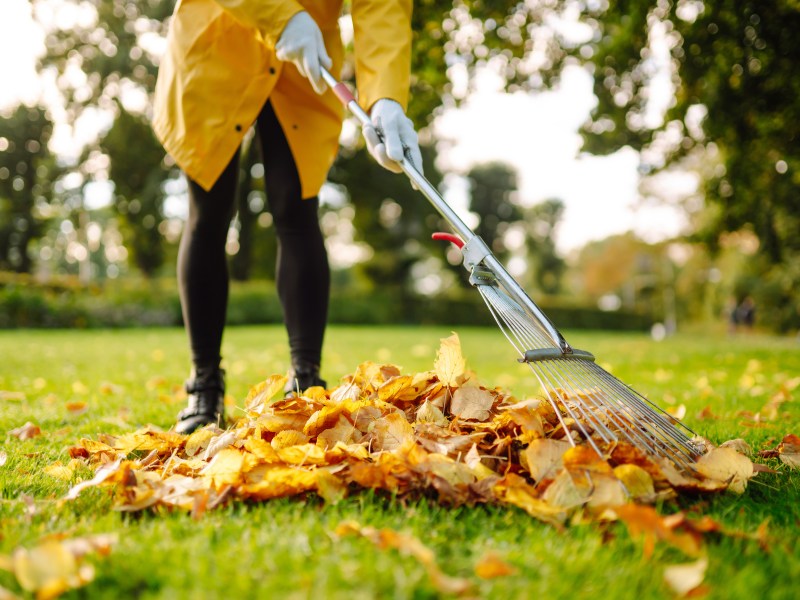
[0,275,652,331]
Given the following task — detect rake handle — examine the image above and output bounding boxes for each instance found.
[320,67,571,353]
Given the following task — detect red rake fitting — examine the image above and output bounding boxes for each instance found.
[432,232,464,249]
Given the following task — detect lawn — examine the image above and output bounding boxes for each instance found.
[1,325,798,599]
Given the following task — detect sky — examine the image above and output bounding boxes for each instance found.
[0,0,691,256]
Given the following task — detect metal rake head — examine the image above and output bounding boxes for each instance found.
[474,277,704,473]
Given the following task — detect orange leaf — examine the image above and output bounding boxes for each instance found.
[474,551,517,579]
[8,422,41,441]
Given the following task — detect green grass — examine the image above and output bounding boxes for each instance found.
[1,325,799,599]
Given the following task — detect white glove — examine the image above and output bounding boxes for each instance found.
[275,11,332,94]
[363,99,423,175]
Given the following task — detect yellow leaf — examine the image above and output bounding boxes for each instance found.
[303,405,343,437]
[316,416,356,449]
[244,375,288,414]
[200,448,244,487]
[271,429,310,449]
[239,467,317,499]
[44,463,76,481]
[663,556,708,597]
[335,522,472,596]
[450,386,494,421]
[433,333,466,387]
[315,469,347,504]
[494,474,566,527]
[378,375,426,403]
[184,429,215,457]
[614,464,655,500]
[370,413,414,452]
[276,443,327,466]
[11,538,99,598]
[243,438,281,463]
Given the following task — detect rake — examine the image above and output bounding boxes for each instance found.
[321,68,703,473]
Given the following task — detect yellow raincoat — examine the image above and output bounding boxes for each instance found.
[152,0,412,198]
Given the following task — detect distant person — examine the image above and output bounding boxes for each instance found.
[736,296,756,331]
[152,1,422,433]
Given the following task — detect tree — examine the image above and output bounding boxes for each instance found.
[327,144,444,296]
[0,105,54,273]
[101,104,170,277]
[552,0,800,330]
[466,162,521,264]
[526,198,566,295]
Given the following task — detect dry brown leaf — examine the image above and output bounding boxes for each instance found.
[450,386,494,422]
[474,551,517,579]
[8,422,42,441]
[695,447,755,494]
[719,438,752,455]
[415,400,448,427]
[433,333,466,387]
[663,556,708,597]
[523,439,570,481]
[758,433,800,470]
[542,470,591,509]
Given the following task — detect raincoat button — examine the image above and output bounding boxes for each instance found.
[269,67,276,75]
[235,124,242,132]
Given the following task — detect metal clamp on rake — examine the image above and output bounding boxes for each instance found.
[324,65,703,474]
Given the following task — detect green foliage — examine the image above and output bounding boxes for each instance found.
[327,144,447,295]
[101,104,171,277]
[0,105,54,273]
[466,162,521,263]
[558,0,800,331]
[525,198,566,294]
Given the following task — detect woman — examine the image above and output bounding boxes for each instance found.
[152,0,422,434]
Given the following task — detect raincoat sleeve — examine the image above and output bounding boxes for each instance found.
[212,0,305,45]
[350,0,413,112]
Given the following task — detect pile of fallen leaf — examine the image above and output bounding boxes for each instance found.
[61,333,787,524]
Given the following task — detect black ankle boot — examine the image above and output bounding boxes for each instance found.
[175,367,225,434]
[284,362,327,396]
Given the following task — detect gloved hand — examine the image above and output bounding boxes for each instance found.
[275,11,332,94]
[363,99,423,175]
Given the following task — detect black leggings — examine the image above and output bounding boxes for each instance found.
[177,101,330,372]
